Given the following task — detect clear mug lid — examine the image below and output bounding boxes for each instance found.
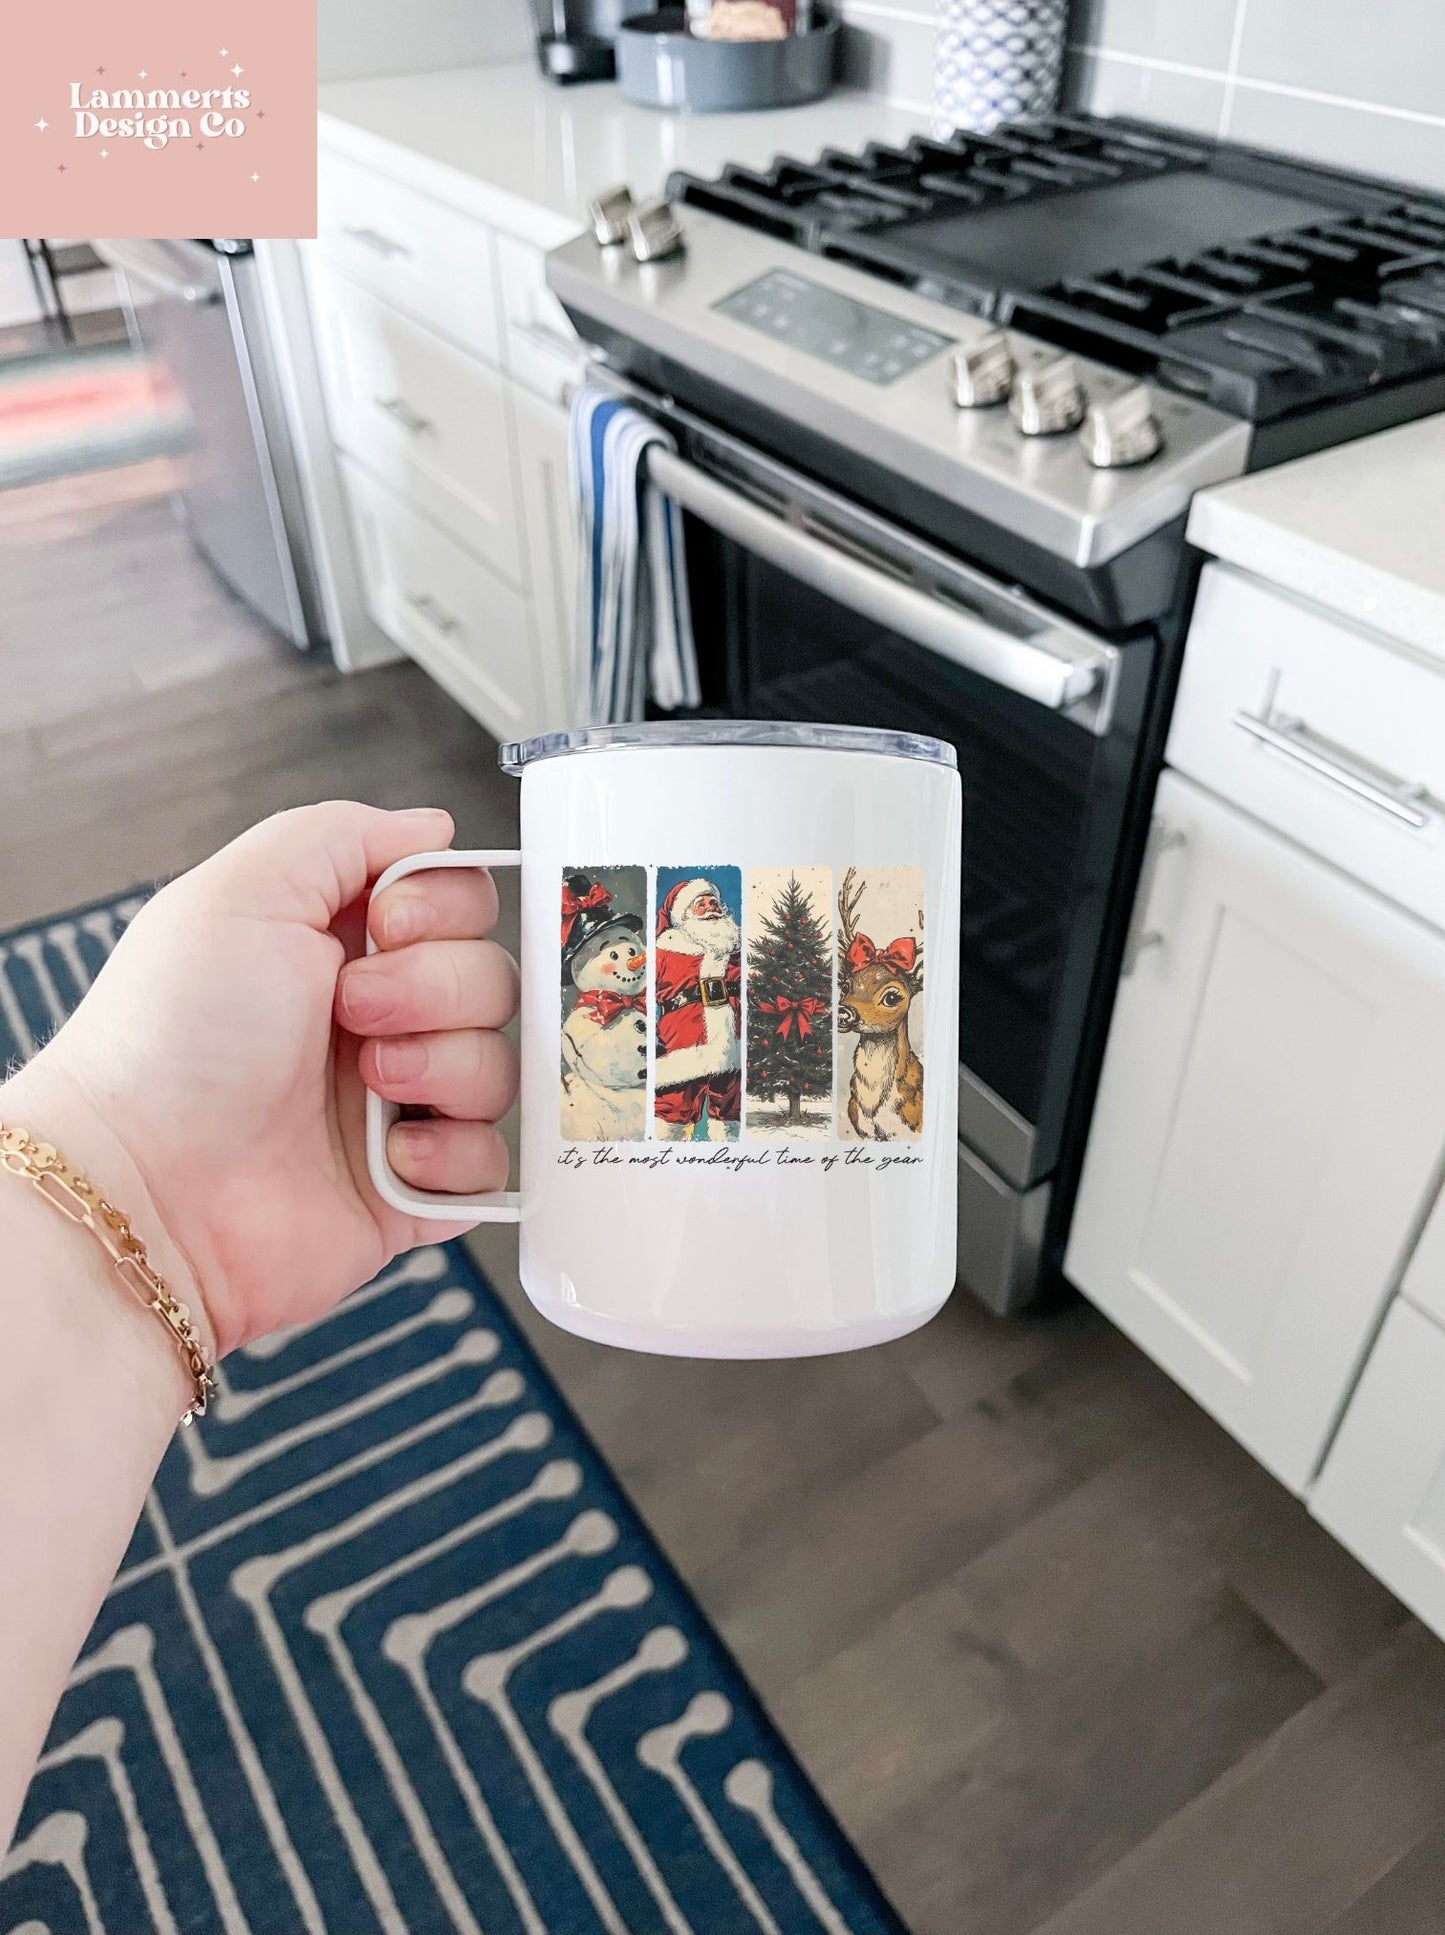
[498,719,956,774]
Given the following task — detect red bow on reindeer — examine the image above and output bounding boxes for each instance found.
[844,933,918,976]
[560,880,612,949]
[757,994,826,1040]
[573,989,646,1025]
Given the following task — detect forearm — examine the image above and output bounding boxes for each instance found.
[0,1061,199,1850]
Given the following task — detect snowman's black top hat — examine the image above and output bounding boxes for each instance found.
[561,873,644,981]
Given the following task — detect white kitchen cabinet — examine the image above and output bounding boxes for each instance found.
[316,150,500,365]
[1312,1300,1445,1638]
[341,457,540,743]
[1066,769,1445,1493]
[311,133,591,745]
[512,384,578,732]
[309,267,523,586]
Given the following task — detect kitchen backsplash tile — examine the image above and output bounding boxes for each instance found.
[1062,47,1226,138]
[1234,0,1445,125]
[1226,89,1445,196]
[839,5,937,112]
[320,0,533,82]
[1062,0,1445,193]
[1069,0,1236,75]
[839,0,938,17]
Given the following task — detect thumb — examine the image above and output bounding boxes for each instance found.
[195,802,456,930]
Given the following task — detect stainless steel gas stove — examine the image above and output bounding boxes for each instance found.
[546,116,1445,1313]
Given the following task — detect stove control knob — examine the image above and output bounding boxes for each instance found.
[627,197,685,264]
[1008,356,1086,436]
[1079,384,1164,468]
[587,185,636,247]
[951,329,1015,408]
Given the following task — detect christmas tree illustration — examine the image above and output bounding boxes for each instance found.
[748,872,833,1128]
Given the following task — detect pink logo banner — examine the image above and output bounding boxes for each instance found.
[0,0,316,239]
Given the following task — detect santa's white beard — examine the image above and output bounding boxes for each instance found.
[676,909,739,962]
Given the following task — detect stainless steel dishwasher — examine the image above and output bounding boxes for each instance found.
[96,237,324,649]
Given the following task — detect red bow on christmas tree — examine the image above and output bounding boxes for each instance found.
[573,989,646,1025]
[560,880,612,948]
[844,933,917,976]
[757,994,826,1040]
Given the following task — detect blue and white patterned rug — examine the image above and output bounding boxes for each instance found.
[1,890,907,1935]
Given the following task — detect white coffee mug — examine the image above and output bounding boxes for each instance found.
[367,721,961,1358]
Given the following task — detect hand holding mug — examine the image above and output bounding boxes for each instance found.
[5,802,519,1356]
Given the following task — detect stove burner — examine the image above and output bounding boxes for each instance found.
[670,116,1445,422]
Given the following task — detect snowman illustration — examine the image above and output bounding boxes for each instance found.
[559,872,649,1142]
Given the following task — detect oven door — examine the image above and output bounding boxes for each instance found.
[647,411,1156,1309]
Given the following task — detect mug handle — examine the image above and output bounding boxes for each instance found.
[364,848,523,1223]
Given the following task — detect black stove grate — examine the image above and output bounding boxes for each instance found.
[1013,201,1445,417]
[676,118,1211,251]
[671,115,1445,422]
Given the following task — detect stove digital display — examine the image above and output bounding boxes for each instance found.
[714,269,952,385]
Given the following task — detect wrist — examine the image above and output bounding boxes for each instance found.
[0,1058,216,1425]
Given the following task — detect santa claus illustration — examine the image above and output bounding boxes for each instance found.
[654,875,741,1141]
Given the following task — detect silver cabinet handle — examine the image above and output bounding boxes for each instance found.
[374,394,432,435]
[1121,816,1186,976]
[404,591,460,636]
[1232,709,1433,831]
[343,225,411,260]
[511,316,581,362]
[646,446,1107,718]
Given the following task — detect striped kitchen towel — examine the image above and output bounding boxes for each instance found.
[570,386,700,724]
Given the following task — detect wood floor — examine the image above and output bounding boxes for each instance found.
[5,499,1445,1935]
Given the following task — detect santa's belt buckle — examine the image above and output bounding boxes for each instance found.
[699,976,729,1007]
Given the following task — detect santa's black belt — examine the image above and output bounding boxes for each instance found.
[661,979,733,1012]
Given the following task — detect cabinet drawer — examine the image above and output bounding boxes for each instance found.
[1312,1300,1445,1643]
[341,458,538,743]
[1170,563,1445,929]
[495,232,586,406]
[317,151,498,364]
[311,268,520,585]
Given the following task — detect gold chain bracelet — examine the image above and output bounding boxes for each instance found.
[0,1123,216,1424]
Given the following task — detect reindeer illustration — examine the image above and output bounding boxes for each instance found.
[837,867,924,1141]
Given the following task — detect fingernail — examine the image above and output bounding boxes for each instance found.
[376,1038,427,1082]
[340,969,393,1026]
[393,1122,436,1158]
[382,899,426,945]
[396,806,451,822]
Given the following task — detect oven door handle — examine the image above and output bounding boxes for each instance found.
[647,446,1108,718]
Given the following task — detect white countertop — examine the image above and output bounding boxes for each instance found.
[319,60,926,249]
[1188,416,1445,666]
